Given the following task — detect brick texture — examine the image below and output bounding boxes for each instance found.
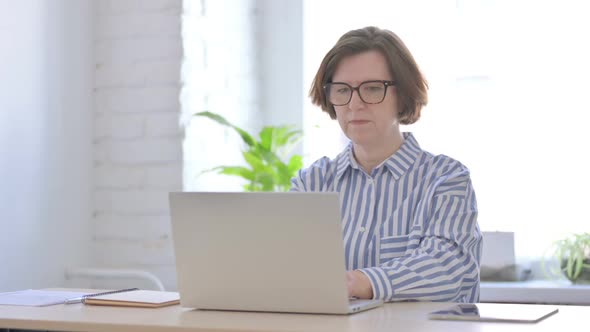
[93,0,260,291]
[92,0,183,291]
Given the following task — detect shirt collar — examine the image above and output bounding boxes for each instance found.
[335,132,422,181]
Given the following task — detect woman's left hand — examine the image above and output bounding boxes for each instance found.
[346,270,374,299]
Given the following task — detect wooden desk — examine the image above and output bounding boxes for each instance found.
[0,300,584,332]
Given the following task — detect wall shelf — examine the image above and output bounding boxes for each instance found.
[481,280,590,305]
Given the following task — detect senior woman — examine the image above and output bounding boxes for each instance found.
[290,26,482,303]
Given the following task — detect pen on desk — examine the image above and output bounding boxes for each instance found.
[64,288,140,304]
[64,296,86,304]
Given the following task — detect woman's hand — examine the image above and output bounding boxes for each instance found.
[346,270,374,299]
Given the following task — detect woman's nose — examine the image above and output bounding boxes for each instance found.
[348,90,365,110]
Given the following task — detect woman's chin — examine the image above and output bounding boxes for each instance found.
[348,134,375,147]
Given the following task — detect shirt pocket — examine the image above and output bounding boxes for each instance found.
[379,234,410,263]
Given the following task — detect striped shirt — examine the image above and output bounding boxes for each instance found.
[290,132,482,302]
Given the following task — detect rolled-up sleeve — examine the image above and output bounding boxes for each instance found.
[359,170,482,302]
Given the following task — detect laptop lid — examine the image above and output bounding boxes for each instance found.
[169,192,354,314]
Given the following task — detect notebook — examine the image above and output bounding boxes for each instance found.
[169,192,383,314]
[83,290,180,308]
[0,290,91,306]
[428,303,559,323]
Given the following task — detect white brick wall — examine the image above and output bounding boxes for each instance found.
[92,0,264,291]
[95,62,181,87]
[93,0,183,290]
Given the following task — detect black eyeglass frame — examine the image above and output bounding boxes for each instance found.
[323,80,397,106]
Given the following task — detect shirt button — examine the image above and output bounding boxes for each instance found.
[359,226,366,232]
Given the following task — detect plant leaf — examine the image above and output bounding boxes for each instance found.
[288,155,303,174]
[255,172,275,191]
[259,126,274,151]
[243,183,260,192]
[279,129,303,148]
[573,250,583,280]
[271,126,303,153]
[566,251,574,280]
[194,111,256,147]
[242,151,265,171]
[254,145,282,165]
[194,112,305,192]
[215,166,255,181]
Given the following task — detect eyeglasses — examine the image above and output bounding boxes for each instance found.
[323,80,396,106]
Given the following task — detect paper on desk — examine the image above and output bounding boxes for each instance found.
[0,289,91,306]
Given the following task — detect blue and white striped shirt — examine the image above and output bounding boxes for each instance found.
[290,133,482,302]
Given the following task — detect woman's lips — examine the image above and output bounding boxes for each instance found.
[349,120,370,125]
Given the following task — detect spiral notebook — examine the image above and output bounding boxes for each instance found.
[83,290,180,308]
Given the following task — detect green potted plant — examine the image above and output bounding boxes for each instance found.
[193,111,303,192]
[544,232,590,284]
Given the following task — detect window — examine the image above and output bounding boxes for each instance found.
[181,0,260,192]
[303,0,590,261]
[182,0,590,264]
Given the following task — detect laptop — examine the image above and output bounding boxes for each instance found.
[169,192,383,314]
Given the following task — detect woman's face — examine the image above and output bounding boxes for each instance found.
[331,50,400,147]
